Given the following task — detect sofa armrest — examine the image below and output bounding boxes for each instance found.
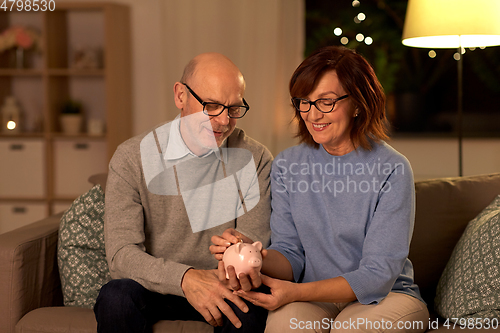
[0,213,64,333]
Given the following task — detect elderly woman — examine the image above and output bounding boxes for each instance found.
[212,46,429,332]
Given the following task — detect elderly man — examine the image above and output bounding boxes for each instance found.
[94,53,272,333]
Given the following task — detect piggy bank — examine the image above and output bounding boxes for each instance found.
[222,241,263,279]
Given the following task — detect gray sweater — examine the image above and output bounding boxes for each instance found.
[104,123,273,297]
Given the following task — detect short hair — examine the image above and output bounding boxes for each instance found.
[289,46,389,151]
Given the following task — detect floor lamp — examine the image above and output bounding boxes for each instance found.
[402,0,500,177]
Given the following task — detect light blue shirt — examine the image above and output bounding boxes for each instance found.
[164,115,225,162]
[139,115,255,233]
[268,141,423,305]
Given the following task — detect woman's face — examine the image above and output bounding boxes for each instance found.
[300,70,357,155]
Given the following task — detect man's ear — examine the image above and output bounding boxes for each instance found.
[173,82,186,110]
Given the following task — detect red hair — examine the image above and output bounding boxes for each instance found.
[289,46,389,150]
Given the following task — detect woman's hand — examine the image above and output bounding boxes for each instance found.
[235,274,297,311]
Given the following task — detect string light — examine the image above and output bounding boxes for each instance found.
[334,27,342,36]
[6,120,16,130]
[356,33,364,42]
[428,50,437,58]
[352,0,360,7]
[364,37,373,45]
[341,37,349,45]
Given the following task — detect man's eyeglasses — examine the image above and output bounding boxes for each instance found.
[291,95,349,113]
[183,83,249,119]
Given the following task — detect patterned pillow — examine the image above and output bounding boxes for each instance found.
[57,184,110,308]
[435,195,500,321]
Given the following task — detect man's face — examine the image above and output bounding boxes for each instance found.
[177,78,243,156]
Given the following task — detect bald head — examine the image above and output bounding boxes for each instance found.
[180,53,245,91]
[174,53,246,156]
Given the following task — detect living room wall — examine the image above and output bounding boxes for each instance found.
[59,0,499,179]
[61,0,304,155]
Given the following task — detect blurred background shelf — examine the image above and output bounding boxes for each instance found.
[0,2,131,234]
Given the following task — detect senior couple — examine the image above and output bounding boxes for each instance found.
[94,46,429,333]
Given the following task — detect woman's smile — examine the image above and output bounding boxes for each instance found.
[311,122,331,131]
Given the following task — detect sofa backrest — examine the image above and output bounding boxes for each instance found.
[410,173,500,309]
[90,171,500,310]
[0,213,64,333]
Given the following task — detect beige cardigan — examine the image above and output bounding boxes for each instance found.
[104,124,273,297]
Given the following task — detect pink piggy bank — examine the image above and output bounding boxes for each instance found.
[222,241,263,279]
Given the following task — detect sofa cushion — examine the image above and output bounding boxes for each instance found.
[57,184,110,308]
[410,173,500,308]
[434,195,500,321]
[16,307,213,333]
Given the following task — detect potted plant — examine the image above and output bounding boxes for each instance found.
[60,99,83,135]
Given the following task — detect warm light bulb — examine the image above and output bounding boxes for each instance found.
[352,0,360,7]
[428,50,437,58]
[6,120,16,130]
[364,37,373,45]
[356,33,364,42]
[341,37,349,45]
[334,27,342,36]
[357,13,366,21]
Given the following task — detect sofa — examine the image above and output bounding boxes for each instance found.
[1,173,500,333]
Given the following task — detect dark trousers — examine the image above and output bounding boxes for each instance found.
[94,279,268,333]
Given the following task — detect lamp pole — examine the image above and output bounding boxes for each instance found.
[457,43,463,177]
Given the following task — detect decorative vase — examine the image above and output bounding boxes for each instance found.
[60,114,83,135]
[15,47,25,69]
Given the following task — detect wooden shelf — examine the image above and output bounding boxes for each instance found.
[0,69,43,76]
[50,133,107,140]
[50,196,80,202]
[47,68,105,76]
[0,197,46,202]
[0,133,44,138]
[0,2,131,224]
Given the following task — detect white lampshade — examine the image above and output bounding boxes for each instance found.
[402,0,500,48]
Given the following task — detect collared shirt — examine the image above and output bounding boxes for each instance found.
[164,115,225,162]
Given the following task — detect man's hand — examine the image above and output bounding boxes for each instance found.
[181,268,249,328]
[218,259,265,292]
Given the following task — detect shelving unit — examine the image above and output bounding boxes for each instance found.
[0,2,131,234]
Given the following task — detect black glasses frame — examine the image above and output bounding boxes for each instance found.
[182,83,249,119]
[292,95,349,113]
